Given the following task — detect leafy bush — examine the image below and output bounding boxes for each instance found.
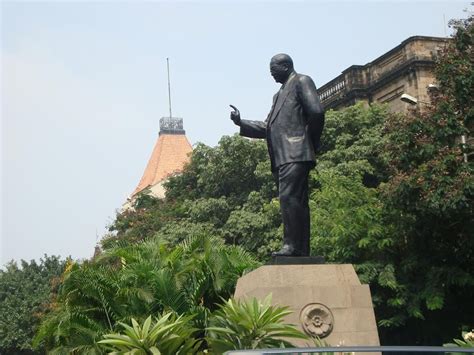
[99,314,201,354]
[206,295,308,353]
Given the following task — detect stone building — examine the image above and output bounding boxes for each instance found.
[317,36,450,112]
[123,117,192,209]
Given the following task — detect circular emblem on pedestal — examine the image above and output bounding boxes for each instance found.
[299,303,334,338]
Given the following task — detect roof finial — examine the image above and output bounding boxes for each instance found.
[159,59,184,135]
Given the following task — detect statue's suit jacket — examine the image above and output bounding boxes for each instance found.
[239,72,324,172]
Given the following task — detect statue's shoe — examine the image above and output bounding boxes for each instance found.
[272,245,301,257]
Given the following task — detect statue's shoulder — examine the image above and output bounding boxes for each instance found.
[296,73,315,85]
[294,74,317,95]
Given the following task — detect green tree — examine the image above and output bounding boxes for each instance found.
[223,192,281,261]
[165,135,270,206]
[310,170,391,264]
[0,255,66,354]
[102,194,183,249]
[317,102,390,186]
[375,13,474,344]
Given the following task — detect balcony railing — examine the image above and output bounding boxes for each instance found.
[318,76,346,102]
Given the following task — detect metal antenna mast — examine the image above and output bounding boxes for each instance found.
[167,58,173,118]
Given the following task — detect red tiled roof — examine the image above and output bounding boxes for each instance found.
[132,133,192,197]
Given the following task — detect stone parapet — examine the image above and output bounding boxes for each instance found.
[317,36,450,112]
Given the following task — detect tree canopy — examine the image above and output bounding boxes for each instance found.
[0,255,66,354]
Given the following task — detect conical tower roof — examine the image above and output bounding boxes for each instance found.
[131,117,192,198]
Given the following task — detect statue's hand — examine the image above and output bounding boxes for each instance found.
[229,104,241,126]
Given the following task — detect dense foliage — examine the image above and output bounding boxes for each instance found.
[0,255,66,354]
[206,295,308,352]
[375,14,474,344]
[98,297,308,354]
[33,235,258,353]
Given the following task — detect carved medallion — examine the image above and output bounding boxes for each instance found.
[300,303,334,338]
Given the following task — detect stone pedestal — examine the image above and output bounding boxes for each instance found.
[234,264,379,348]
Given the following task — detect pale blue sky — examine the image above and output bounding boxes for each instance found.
[1,1,470,264]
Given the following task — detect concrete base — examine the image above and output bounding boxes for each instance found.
[234,264,380,349]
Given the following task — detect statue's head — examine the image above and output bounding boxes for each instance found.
[270,53,294,84]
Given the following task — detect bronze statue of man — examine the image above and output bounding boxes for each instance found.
[230,53,325,257]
